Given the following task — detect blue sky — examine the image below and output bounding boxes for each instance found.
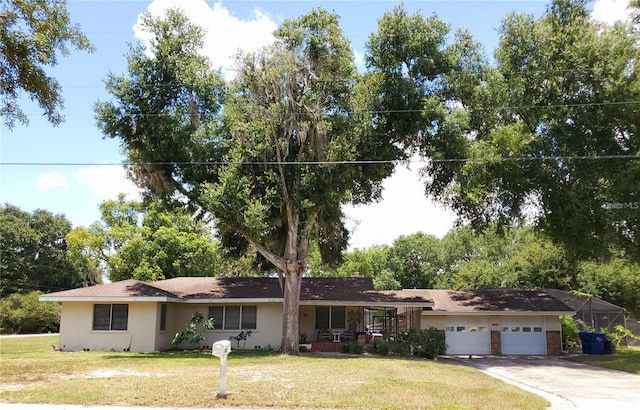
[0,0,633,250]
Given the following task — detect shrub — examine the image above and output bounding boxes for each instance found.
[602,325,640,347]
[340,342,351,353]
[171,311,214,348]
[351,341,365,354]
[560,315,581,352]
[375,341,390,356]
[417,327,446,359]
[0,292,60,334]
[230,329,252,349]
[298,345,310,352]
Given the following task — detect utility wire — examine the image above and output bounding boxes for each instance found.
[14,100,640,118]
[2,154,639,167]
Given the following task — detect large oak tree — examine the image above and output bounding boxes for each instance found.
[418,0,640,262]
[95,7,460,354]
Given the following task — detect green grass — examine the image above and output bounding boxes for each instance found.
[564,346,640,374]
[0,335,549,409]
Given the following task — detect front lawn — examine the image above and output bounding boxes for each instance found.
[564,346,640,374]
[0,335,548,409]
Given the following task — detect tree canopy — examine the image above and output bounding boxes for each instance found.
[422,0,640,262]
[0,204,92,295]
[67,195,220,282]
[0,0,94,128]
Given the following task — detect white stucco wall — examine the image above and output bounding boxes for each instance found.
[545,315,561,331]
[299,305,315,341]
[154,303,178,351]
[58,301,158,352]
[421,315,447,330]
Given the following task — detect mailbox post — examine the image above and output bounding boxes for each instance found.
[212,340,231,398]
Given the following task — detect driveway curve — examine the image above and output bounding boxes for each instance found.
[450,356,640,409]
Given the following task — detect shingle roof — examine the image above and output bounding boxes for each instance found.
[300,277,374,301]
[40,277,380,301]
[152,277,283,299]
[419,289,574,312]
[39,278,571,312]
[41,279,178,299]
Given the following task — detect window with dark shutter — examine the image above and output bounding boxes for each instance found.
[241,306,257,329]
[160,304,167,331]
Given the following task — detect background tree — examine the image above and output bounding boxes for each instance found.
[427,0,640,262]
[440,226,574,290]
[0,291,60,333]
[387,233,442,289]
[67,195,219,282]
[0,0,94,128]
[0,204,88,295]
[577,258,640,318]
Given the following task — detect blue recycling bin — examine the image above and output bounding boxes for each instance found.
[579,331,591,354]
[590,333,605,355]
[579,331,606,355]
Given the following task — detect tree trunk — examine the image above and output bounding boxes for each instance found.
[280,261,302,355]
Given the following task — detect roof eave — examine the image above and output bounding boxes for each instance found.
[182,298,283,303]
[422,310,575,316]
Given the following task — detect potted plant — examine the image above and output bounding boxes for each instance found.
[299,332,311,351]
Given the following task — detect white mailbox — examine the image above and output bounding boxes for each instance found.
[212,340,231,398]
[212,340,231,357]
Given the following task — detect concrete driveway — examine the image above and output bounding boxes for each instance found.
[449,356,640,409]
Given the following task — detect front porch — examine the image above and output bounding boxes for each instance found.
[308,341,343,352]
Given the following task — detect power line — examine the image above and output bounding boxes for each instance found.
[14,100,640,118]
[2,154,639,167]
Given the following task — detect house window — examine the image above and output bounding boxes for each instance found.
[316,307,329,329]
[160,304,167,331]
[242,306,257,329]
[93,304,128,331]
[331,306,345,329]
[209,306,224,329]
[315,306,346,329]
[207,306,257,330]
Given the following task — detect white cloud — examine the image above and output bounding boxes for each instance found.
[343,163,457,250]
[75,165,142,202]
[35,172,70,190]
[135,0,278,79]
[592,0,632,24]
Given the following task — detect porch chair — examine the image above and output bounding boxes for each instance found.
[318,325,332,341]
[341,322,357,341]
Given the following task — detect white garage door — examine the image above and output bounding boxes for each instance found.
[500,316,546,355]
[444,316,491,355]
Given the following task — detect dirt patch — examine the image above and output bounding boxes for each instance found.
[59,368,174,380]
[0,384,26,392]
